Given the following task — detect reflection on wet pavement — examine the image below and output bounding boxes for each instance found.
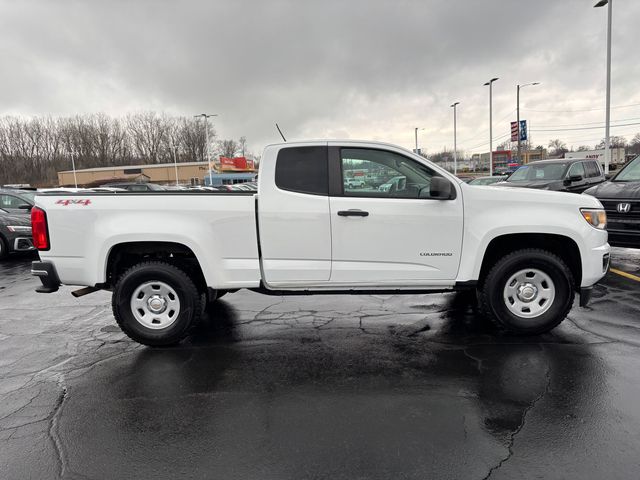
[0,248,639,479]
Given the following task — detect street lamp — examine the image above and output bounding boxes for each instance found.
[484,78,499,176]
[70,150,78,189]
[414,127,424,154]
[171,144,179,187]
[450,102,460,175]
[517,82,540,164]
[595,0,612,175]
[194,113,218,186]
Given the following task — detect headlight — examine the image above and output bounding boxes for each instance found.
[7,225,32,233]
[580,208,607,230]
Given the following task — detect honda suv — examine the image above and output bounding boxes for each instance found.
[584,155,640,248]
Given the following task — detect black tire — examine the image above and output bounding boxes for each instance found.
[478,249,575,335]
[112,261,203,346]
[0,235,7,260]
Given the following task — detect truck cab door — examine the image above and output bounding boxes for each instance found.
[327,145,464,285]
[257,144,332,286]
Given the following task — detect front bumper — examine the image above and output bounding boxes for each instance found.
[608,229,640,249]
[31,261,61,293]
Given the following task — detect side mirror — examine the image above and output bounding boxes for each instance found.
[429,177,454,199]
[18,204,32,211]
[564,174,583,185]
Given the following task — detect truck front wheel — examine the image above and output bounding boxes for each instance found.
[112,261,203,346]
[478,249,575,335]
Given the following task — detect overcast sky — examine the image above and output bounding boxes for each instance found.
[2,0,639,156]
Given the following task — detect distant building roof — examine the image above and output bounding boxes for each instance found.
[59,161,209,174]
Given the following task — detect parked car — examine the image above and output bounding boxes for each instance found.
[0,210,34,259]
[0,188,36,214]
[378,176,406,193]
[584,154,640,248]
[495,158,605,193]
[468,175,508,186]
[344,178,366,188]
[101,182,166,192]
[31,140,609,346]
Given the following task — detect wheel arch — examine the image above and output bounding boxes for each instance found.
[105,241,207,292]
[478,233,582,289]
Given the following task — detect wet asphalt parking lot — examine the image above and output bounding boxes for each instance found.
[1,249,640,480]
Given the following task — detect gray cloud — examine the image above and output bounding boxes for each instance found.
[1,0,638,154]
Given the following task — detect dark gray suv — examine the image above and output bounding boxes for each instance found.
[496,158,605,193]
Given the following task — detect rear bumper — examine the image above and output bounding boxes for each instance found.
[31,261,61,293]
[13,237,35,251]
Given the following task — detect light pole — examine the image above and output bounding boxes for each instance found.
[70,150,78,189]
[194,113,218,186]
[450,102,460,175]
[595,0,612,175]
[517,82,540,164]
[171,144,179,187]
[484,78,499,175]
[414,127,424,154]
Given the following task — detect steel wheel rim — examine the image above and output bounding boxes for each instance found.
[503,268,555,319]
[130,281,181,330]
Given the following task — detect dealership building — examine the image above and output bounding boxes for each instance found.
[57,157,257,187]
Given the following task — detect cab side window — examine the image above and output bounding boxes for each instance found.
[567,162,586,179]
[0,194,28,208]
[340,148,439,199]
[584,161,602,178]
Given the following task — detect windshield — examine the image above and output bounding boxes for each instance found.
[507,163,568,182]
[614,156,640,182]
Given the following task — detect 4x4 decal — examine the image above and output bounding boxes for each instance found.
[55,199,91,206]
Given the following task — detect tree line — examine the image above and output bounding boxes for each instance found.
[0,112,255,186]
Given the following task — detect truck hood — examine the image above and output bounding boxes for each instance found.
[584,180,640,199]
[466,183,603,209]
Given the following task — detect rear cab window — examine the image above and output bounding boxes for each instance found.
[275,146,328,195]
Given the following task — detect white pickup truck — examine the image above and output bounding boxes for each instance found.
[31,141,611,346]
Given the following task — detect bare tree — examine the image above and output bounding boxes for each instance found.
[596,136,627,149]
[548,139,568,157]
[238,136,248,156]
[217,139,239,158]
[628,133,640,156]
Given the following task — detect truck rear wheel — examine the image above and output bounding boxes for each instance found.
[112,261,203,346]
[478,249,575,335]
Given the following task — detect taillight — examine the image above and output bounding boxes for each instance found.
[31,207,50,250]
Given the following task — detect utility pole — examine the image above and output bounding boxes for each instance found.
[451,102,460,175]
[194,113,218,186]
[594,0,612,174]
[516,82,540,164]
[484,78,499,175]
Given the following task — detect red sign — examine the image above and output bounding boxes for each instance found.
[219,156,254,171]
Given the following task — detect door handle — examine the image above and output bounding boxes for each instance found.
[337,209,369,217]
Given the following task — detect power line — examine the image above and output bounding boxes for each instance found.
[526,102,640,113]
[531,121,640,133]
[531,116,640,129]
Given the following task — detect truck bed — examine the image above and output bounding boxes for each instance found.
[35,191,261,288]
